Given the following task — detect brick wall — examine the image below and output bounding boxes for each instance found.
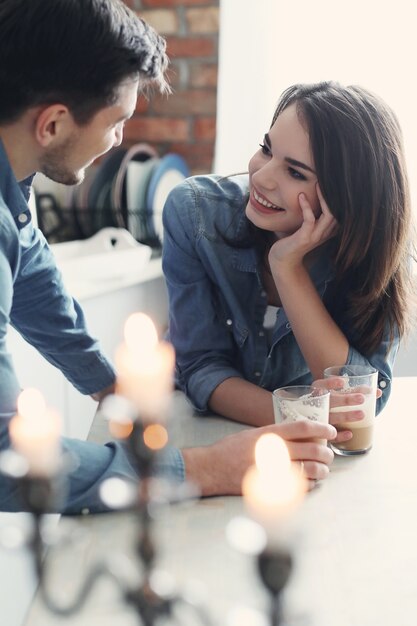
[123,0,219,174]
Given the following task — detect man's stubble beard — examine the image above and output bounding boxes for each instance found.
[39,136,85,186]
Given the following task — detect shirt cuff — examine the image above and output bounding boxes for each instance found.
[187,365,244,412]
[346,345,392,415]
[153,445,185,483]
[65,353,116,396]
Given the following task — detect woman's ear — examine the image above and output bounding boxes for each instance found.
[34,104,73,147]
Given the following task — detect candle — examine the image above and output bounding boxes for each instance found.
[8,388,61,477]
[115,313,175,421]
[242,434,306,544]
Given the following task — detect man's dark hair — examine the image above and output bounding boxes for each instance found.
[0,0,169,125]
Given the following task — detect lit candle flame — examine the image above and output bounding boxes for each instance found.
[242,433,306,542]
[9,389,61,477]
[115,313,175,421]
[255,433,291,476]
[17,388,46,421]
[124,312,158,357]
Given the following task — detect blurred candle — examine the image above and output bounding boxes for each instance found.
[115,313,175,421]
[9,388,61,477]
[242,434,306,544]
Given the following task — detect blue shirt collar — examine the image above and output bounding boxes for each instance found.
[0,138,35,216]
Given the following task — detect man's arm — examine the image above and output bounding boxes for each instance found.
[91,384,116,403]
[11,223,115,396]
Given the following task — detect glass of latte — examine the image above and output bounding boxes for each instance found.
[272,385,330,445]
[324,365,378,456]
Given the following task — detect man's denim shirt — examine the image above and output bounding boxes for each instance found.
[0,140,184,513]
[162,174,397,416]
[0,141,116,418]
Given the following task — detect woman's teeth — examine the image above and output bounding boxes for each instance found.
[253,189,280,210]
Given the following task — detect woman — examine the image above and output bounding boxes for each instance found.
[162,81,414,453]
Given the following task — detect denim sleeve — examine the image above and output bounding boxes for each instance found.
[346,328,399,415]
[0,420,185,514]
[10,223,115,396]
[0,223,22,420]
[162,182,243,412]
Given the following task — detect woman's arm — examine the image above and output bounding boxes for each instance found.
[269,190,391,419]
[209,376,362,447]
[208,377,275,426]
[272,261,349,380]
[269,189,349,380]
[162,179,246,412]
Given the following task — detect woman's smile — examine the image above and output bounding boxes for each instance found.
[250,187,284,215]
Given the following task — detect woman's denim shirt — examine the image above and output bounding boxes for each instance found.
[162,175,397,415]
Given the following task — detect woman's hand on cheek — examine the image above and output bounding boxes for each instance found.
[268,186,338,271]
[299,185,338,248]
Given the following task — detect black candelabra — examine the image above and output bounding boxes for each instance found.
[258,547,293,626]
[0,403,214,626]
[1,402,300,626]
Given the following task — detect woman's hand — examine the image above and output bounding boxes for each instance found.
[269,185,338,270]
[313,377,382,444]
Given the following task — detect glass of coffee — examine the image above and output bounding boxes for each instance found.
[323,365,378,456]
[272,385,330,445]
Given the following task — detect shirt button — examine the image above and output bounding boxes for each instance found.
[18,213,28,223]
[286,322,291,329]
[226,319,233,326]
[379,380,387,389]
[261,290,266,298]
[254,371,261,377]
[259,331,265,337]
[81,508,90,515]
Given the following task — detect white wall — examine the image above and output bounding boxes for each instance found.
[215,0,416,216]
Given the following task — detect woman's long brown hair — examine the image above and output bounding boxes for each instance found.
[271,81,415,355]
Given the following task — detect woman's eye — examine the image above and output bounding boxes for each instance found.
[288,167,306,181]
[259,143,271,156]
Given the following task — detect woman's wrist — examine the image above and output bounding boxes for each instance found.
[270,259,308,287]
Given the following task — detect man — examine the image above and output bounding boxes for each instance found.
[0,0,335,514]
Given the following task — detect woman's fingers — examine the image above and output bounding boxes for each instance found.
[333,429,353,443]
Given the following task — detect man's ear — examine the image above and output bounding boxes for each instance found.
[34,104,73,147]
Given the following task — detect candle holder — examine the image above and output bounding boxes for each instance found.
[257,547,293,626]
[120,418,214,626]
[0,407,214,626]
[226,516,301,626]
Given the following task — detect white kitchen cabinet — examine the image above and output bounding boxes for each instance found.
[6,251,168,439]
[65,263,168,438]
